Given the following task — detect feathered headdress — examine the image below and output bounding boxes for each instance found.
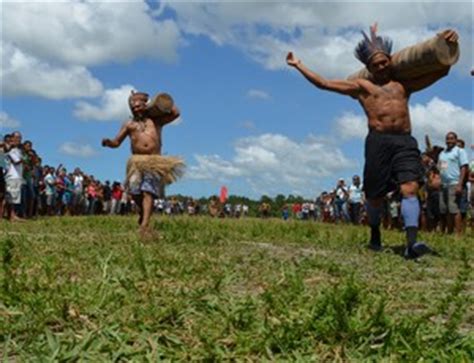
[354,23,393,65]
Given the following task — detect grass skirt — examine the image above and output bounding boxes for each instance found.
[126,154,185,188]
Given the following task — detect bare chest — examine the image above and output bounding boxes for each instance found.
[363,82,407,105]
[129,119,160,139]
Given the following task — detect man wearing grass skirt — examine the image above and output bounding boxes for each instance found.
[287,24,459,259]
[102,91,184,238]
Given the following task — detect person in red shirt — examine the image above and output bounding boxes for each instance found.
[111,182,123,214]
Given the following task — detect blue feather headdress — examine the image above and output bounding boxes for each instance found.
[354,23,393,65]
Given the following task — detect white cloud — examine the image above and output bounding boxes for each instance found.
[333,97,473,147]
[188,133,355,196]
[3,1,181,66]
[74,85,134,121]
[410,97,474,146]
[74,86,185,125]
[246,89,271,100]
[1,1,182,99]
[59,142,98,158]
[335,112,367,140]
[1,43,103,100]
[0,112,21,129]
[166,2,472,77]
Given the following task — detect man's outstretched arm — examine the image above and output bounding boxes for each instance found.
[102,122,129,148]
[286,52,362,98]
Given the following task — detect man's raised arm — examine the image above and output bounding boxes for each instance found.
[156,105,180,126]
[403,30,459,95]
[102,122,129,148]
[286,52,362,98]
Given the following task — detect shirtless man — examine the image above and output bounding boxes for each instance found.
[102,91,181,237]
[287,25,458,258]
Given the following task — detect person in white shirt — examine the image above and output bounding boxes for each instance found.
[5,132,24,221]
[335,178,349,222]
[348,175,364,225]
[72,168,85,214]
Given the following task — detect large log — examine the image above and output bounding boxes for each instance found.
[348,33,460,81]
[146,92,174,118]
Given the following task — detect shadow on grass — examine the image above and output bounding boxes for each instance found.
[386,244,442,258]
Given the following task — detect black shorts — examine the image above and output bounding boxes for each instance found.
[363,132,423,200]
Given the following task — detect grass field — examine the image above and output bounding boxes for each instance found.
[1,216,473,362]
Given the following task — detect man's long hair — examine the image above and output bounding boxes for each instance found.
[354,23,393,65]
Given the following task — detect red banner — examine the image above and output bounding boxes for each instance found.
[219,186,228,204]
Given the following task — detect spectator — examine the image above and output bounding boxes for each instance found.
[292,202,301,219]
[387,192,401,230]
[282,204,289,220]
[438,132,469,235]
[348,175,364,225]
[0,134,7,219]
[308,201,316,220]
[72,168,85,215]
[21,140,36,218]
[55,167,67,215]
[120,189,129,215]
[469,160,474,233]
[87,179,98,215]
[111,182,123,214]
[63,172,74,215]
[31,151,42,217]
[103,180,112,214]
[234,203,242,218]
[456,139,469,232]
[5,131,24,221]
[44,167,56,216]
[302,202,310,220]
[334,178,349,222]
[421,152,441,231]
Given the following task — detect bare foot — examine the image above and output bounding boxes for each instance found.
[139,226,161,241]
[139,226,152,240]
[10,216,26,222]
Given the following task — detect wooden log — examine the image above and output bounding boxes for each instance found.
[146,92,174,118]
[348,33,460,81]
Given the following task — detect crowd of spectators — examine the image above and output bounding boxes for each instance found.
[0,131,135,220]
[1,130,472,236]
[272,132,473,236]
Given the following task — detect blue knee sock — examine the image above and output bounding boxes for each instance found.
[401,196,420,248]
[401,196,419,228]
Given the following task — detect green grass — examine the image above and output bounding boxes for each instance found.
[1,216,473,361]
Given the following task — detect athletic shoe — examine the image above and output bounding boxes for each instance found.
[404,241,432,260]
[368,242,383,252]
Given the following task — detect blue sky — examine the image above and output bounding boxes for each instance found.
[1,1,473,198]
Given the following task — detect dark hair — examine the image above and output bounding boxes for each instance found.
[128,91,149,104]
[446,131,458,139]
